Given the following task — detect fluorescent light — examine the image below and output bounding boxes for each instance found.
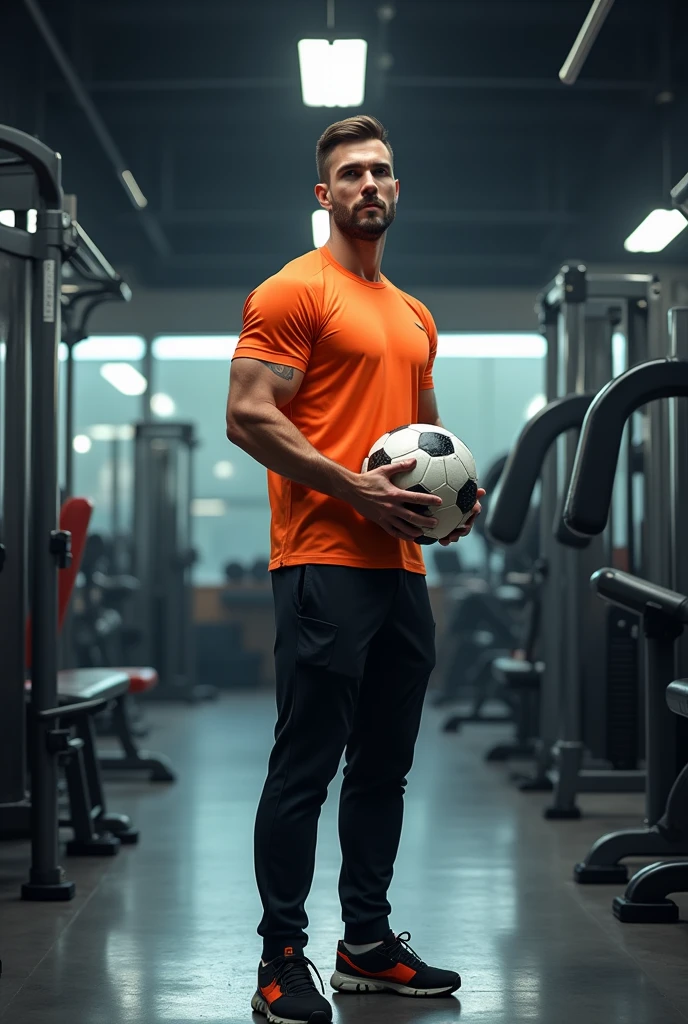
[0,211,14,227]
[121,169,148,209]
[73,434,92,454]
[213,460,235,480]
[437,333,546,358]
[88,424,136,441]
[312,209,330,247]
[150,392,176,417]
[624,209,688,253]
[75,336,146,361]
[152,335,239,360]
[298,39,367,107]
[27,209,37,233]
[191,498,227,517]
[100,362,148,396]
[525,394,547,420]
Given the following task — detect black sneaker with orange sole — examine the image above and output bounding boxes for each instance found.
[251,950,332,1024]
[330,930,461,997]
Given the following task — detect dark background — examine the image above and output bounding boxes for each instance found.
[2,0,688,290]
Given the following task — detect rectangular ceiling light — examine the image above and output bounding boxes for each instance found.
[153,336,239,360]
[312,209,330,247]
[298,39,367,108]
[74,336,146,361]
[88,424,136,441]
[624,209,688,253]
[191,498,227,517]
[437,334,546,358]
[100,362,148,396]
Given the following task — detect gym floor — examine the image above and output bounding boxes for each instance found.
[1,694,688,1024]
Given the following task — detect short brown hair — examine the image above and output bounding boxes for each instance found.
[316,115,394,183]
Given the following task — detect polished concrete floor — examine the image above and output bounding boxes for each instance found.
[1,692,688,1024]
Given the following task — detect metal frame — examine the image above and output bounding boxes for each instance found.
[0,123,75,899]
[488,267,658,810]
[131,422,215,702]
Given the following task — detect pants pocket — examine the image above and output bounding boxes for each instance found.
[296,615,339,669]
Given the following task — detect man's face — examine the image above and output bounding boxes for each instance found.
[321,139,399,241]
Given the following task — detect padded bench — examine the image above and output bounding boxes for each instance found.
[24,668,138,854]
[26,667,130,702]
[492,657,544,690]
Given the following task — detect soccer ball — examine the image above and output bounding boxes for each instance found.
[362,424,478,545]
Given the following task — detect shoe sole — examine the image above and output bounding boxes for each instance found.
[330,970,461,997]
[251,991,331,1024]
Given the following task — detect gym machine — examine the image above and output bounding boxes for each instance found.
[130,421,216,702]
[0,124,137,899]
[563,305,688,886]
[60,205,131,499]
[488,268,660,813]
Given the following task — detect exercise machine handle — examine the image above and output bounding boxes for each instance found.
[486,393,594,544]
[591,567,688,623]
[563,359,688,537]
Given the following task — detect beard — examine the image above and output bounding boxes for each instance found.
[330,196,396,241]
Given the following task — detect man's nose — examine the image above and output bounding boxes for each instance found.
[361,174,378,193]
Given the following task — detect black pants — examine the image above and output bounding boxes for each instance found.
[255,564,436,961]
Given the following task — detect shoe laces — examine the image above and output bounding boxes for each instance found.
[272,955,325,997]
[383,931,427,971]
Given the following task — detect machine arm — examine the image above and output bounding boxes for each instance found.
[485,393,594,544]
[563,359,688,537]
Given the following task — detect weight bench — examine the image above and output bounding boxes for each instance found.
[23,668,139,855]
[98,667,176,782]
[47,497,176,784]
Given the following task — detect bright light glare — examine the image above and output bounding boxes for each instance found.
[0,209,37,231]
[312,209,330,248]
[75,336,146,361]
[437,334,546,358]
[73,434,92,454]
[152,336,238,360]
[298,39,367,108]
[525,394,547,420]
[192,498,226,517]
[100,362,148,396]
[88,424,136,442]
[624,209,688,253]
[213,460,235,480]
[150,392,176,417]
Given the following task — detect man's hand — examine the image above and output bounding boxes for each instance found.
[346,458,443,541]
[438,488,487,546]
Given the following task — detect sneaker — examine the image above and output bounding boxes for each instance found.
[251,951,333,1023]
[331,930,461,997]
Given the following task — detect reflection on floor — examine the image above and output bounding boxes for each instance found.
[1,692,688,1024]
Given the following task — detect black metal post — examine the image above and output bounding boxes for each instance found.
[0,254,30,804]
[24,203,73,896]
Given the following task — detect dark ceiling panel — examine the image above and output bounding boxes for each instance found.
[16,0,688,290]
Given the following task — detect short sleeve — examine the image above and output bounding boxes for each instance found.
[420,309,438,391]
[232,274,320,373]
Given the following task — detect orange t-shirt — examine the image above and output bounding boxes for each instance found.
[232,246,437,574]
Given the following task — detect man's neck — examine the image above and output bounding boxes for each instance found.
[325,230,386,283]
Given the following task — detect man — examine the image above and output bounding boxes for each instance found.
[226,115,484,1024]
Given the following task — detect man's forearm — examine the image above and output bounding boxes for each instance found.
[227,401,358,502]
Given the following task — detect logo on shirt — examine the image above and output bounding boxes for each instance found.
[414,322,427,333]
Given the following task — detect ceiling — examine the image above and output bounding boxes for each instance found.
[8,0,688,290]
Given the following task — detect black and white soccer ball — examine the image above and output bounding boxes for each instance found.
[362,424,478,544]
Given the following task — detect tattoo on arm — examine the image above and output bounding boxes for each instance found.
[263,362,295,381]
